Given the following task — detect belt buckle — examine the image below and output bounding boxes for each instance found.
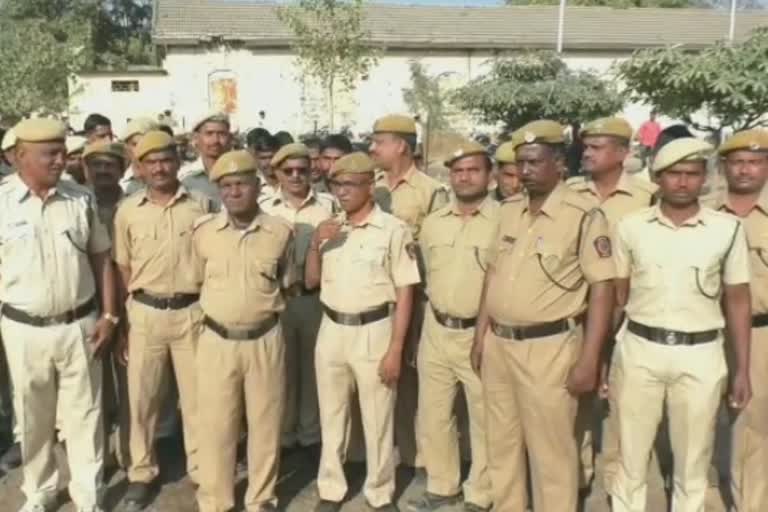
[512,327,524,341]
[663,330,677,346]
[446,317,459,329]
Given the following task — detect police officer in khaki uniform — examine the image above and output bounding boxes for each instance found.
[192,149,294,512]
[180,112,232,209]
[471,120,616,512]
[113,131,211,510]
[708,129,768,512]
[261,143,335,456]
[407,141,497,512]
[65,136,87,184]
[119,117,160,195]
[493,140,522,202]
[0,118,118,512]
[608,138,752,512]
[307,152,420,512]
[566,117,658,493]
[369,114,448,470]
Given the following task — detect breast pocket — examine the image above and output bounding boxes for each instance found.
[59,220,89,254]
[427,237,454,272]
[250,260,279,293]
[690,256,722,299]
[130,226,157,260]
[205,260,229,290]
[355,243,390,284]
[750,237,768,277]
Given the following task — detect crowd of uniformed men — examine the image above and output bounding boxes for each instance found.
[0,109,765,512]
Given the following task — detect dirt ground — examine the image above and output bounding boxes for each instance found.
[0,435,730,512]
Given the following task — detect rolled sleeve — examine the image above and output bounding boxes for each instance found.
[579,208,617,284]
[724,221,751,285]
[390,226,421,288]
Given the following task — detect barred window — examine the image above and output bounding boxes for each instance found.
[111,80,140,92]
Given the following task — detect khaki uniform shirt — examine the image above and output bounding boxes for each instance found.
[261,189,335,277]
[420,197,500,319]
[710,187,768,315]
[566,172,657,225]
[193,211,295,326]
[614,205,750,332]
[0,174,111,315]
[487,183,616,325]
[181,169,221,212]
[319,205,421,314]
[113,185,211,295]
[374,164,448,239]
[178,157,204,181]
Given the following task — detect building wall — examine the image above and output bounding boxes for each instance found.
[70,46,661,138]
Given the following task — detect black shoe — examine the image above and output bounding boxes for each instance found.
[314,500,342,512]
[407,492,461,511]
[303,443,322,465]
[464,502,490,512]
[0,442,21,471]
[123,481,154,511]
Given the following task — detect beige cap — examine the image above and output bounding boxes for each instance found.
[495,141,517,165]
[718,129,768,155]
[14,118,66,143]
[192,111,230,132]
[373,114,417,135]
[210,150,258,182]
[651,138,713,174]
[66,136,87,156]
[580,117,633,140]
[121,116,159,142]
[514,120,565,149]
[83,141,129,167]
[270,143,310,168]
[134,130,175,161]
[444,139,487,167]
[330,152,376,177]
[1,129,17,151]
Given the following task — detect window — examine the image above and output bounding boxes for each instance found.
[111,80,140,92]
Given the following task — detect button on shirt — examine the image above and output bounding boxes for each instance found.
[0,174,111,316]
[486,183,616,325]
[319,205,421,314]
[419,197,500,319]
[113,185,211,295]
[567,172,658,225]
[261,189,335,276]
[712,188,768,315]
[193,211,295,326]
[614,205,750,332]
[374,165,448,239]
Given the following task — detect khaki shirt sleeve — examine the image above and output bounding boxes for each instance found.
[279,232,299,289]
[723,221,750,285]
[579,208,617,284]
[112,205,131,267]
[87,197,112,254]
[390,225,421,288]
[613,220,632,279]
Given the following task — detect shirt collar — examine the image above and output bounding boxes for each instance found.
[646,204,707,228]
[525,182,567,218]
[339,204,386,229]
[376,163,418,191]
[10,173,74,203]
[715,185,768,216]
[137,183,189,206]
[442,194,495,218]
[215,210,270,234]
[581,172,634,198]
[271,187,317,210]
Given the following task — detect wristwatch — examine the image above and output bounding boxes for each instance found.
[103,313,120,326]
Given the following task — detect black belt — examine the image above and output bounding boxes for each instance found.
[627,319,719,346]
[432,306,476,330]
[490,317,578,341]
[2,298,96,327]
[203,314,278,341]
[133,290,199,310]
[754,314,768,328]
[322,303,391,326]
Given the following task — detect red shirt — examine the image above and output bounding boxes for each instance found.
[637,120,662,148]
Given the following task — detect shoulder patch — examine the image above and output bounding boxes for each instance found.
[192,213,216,231]
[594,235,612,258]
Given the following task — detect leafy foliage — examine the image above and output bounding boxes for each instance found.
[0,0,153,120]
[402,61,451,131]
[277,0,379,130]
[618,28,768,132]
[452,52,624,131]
[505,0,726,6]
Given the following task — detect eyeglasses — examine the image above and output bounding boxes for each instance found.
[279,167,310,177]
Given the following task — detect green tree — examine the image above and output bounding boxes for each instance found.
[618,27,768,133]
[452,52,624,132]
[0,0,153,120]
[277,0,379,130]
[506,0,706,6]
[402,61,451,131]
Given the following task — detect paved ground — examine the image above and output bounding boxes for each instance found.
[0,436,731,512]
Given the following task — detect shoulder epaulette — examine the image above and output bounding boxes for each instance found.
[563,188,596,213]
[192,213,216,231]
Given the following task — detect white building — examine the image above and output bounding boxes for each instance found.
[68,1,768,137]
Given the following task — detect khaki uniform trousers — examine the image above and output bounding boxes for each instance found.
[482,327,582,512]
[609,331,727,512]
[316,315,397,508]
[196,322,285,512]
[1,313,104,509]
[281,293,322,447]
[417,308,491,508]
[127,299,201,484]
[396,295,424,468]
[731,325,768,512]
